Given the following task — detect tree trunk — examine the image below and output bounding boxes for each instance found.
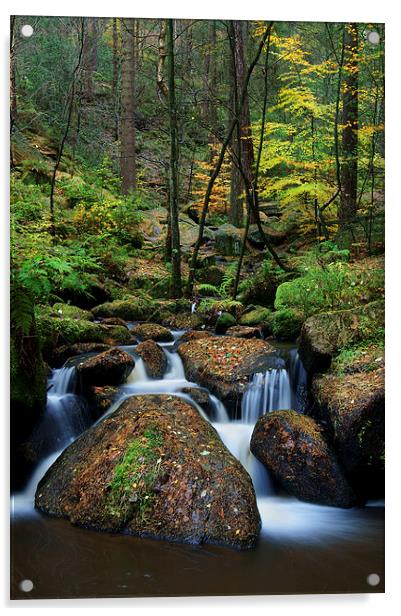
[166,19,182,298]
[157,21,168,100]
[120,18,137,194]
[340,23,358,225]
[112,18,119,141]
[229,21,255,228]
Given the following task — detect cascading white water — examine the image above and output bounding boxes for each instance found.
[41,366,91,451]
[241,368,292,424]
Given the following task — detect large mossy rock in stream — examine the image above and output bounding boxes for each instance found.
[35,395,261,549]
[270,308,304,342]
[162,312,206,330]
[215,312,236,334]
[92,298,155,322]
[36,316,133,362]
[250,411,356,508]
[46,303,94,321]
[178,336,275,414]
[131,322,173,343]
[76,348,135,388]
[215,224,244,256]
[298,300,385,374]
[312,356,385,499]
[135,340,167,379]
[239,306,273,330]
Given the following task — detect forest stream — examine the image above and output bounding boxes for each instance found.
[10,327,384,599]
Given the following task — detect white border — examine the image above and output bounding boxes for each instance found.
[1,0,400,613]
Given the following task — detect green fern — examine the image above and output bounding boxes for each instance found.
[10,281,34,336]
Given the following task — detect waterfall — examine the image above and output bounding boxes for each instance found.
[241,368,292,424]
[40,366,91,452]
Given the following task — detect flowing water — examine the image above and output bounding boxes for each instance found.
[10,334,384,598]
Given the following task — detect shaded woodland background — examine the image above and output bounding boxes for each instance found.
[10,18,384,458]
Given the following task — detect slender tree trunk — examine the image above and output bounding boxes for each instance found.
[166,19,182,298]
[157,21,168,100]
[120,18,137,194]
[340,23,358,225]
[229,21,256,228]
[229,42,244,228]
[49,19,85,237]
[112,18,119,141]
[82,17,98,101]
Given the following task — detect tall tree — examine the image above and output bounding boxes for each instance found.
[340,23,359,225]
[166,19,182,298]
[120,18,137,194]
[228,21,255,228]
[112,18,119,141]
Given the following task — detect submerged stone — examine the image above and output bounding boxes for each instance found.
[35,394,261,549]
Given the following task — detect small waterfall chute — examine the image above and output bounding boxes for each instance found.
[241,368,292,424]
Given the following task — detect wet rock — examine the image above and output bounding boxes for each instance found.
[299,300,385,374]
[180,387,214,416]
[162,313,205,330]
[215,224,244,256]
[215,312,236,334]
[86,385,119,417]
[136,340,167,379]
[77,348,135,388]
[312,366,384,499]
[178,336,275,415]
[51,343,111,368]
[98,317,129,328]
[35,394,261,549]
[131,323,174,342]
[173,330,212,351]
[251,411,356,508]
[226,326,261,339]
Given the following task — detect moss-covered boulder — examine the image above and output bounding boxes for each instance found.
[36,315,133,362]
[35,394,261,549]
[92,298,155,322]
[131,323,173,342]
[250,411,356,508]
[135,340,167,379]
[238,272,279,308]
[98,317,129,328]
[215,224,244,256]
[271,309,304,341]
[76,348,135,388]
[47,303,94,321]
[312,357,384,499]
[197,265,225,287]
[215,312,236,334]
[247,224,287,248]
[299,300,385,374]
[51,343,111,368]
[239,306,272,329]
[178,336,275,414]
